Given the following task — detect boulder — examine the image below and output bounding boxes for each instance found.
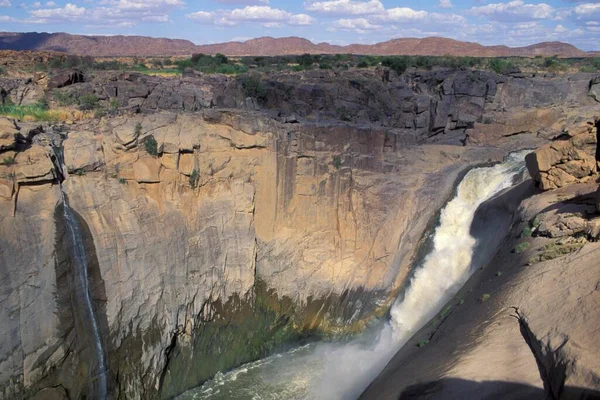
[526,127,597,190]
[114,121,141,148]
[63,131,104,173]
[13,145,56,183]
[0,118,18,151]
[47,69,85,89]
[133,157,160,183]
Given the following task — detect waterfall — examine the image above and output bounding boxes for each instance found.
[178,151,530,400]
[56,148,108,400]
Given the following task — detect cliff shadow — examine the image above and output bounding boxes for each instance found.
[397,378,600,400]
[52,201,113,399]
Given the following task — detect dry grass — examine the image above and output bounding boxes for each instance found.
[0,105,94,122]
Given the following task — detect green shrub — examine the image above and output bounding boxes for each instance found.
[333,156,342,169]
[529,241,585,264]
[135,122,143,136]
[417,339,429,348]
[144,134,158,157]
[0,66,6,75]
[189,169,200,188]
[79,94,99,110]
[119,178,127,184]
[74,168,86,176]
[382,56,408,75]
[357,61,369,68]
[319,62,332,70]
[0,156,15,165]
[480,293,491,302]
[54,90,77,106]
[520,227,532,238]
[488,58,517,74]
[514,242,530,254]
[242,76,267,101]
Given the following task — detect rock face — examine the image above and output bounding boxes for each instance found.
[47,69,84,89]
[526,120,598,190]
[0,69,599,400]
[361,183,600,400]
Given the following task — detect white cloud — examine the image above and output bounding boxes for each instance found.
[554,24,567,32]
[0,0,11,6]
[188,5,315,27]
[214,0,269,4]
[470,1,555,22]
[572,3,600,22]
[26,0,184,25]
[330,18,381,33]
[438,0,452,9]
[0,15,17,21]
[304,0,385,16]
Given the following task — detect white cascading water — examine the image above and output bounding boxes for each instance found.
[179,151,529,400]
[56,147,108,400]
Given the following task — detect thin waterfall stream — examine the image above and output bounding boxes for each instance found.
[178,151,530,400]
[56,148,108,400]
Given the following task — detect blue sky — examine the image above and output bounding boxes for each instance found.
[0,0,599,50]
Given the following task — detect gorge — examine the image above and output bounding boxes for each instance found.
[0,55,599,400]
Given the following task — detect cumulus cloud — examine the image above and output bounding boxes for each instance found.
[26,0,184,25]
[438,0,453,9]
[469,0,555,22]
[0,0,11,6]
[188,5,315,26]
[330,17,381,32]
[571,2,600,22]
[213,0,269,4]
[304,0,385,16]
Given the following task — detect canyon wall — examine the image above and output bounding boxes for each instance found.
[0,68,599,399]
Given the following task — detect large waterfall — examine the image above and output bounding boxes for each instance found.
[179,151,529,400]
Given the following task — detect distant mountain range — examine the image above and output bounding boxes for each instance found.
[0,32,596,58]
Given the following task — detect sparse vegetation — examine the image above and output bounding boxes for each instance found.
[241,76,267,101]
[496,271,503,277]
[189,169,199,188]
[514,242,530,254]
[74,168,86,176]
[176,53,248,75]
[529,240,585,264]
[0,156,16,166]
[0,66,6,75]
[54,90,78,107]
[489,58,517,74]
[333,156,342,169]
[144,134,159,157]
[119,178,127,184]
[417,339,430,348]
[79,94,99,110]
[520,227,533,238]
[0,104,76,122]
[480,293,491,302]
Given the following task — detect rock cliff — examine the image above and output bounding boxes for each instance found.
[0,68,599,399]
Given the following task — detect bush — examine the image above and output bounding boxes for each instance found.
[333,156,342,169]
[480,293,491,302]
[242,76,267,101]
[189,169,199,188]
[0,66,5,75]
[514,242,530,254]
[0,155,15,165]
[144,134,158,157]
[79,94,99,110]
[357,61,369,68]
[54,90,77,106]
[489,58,517,74]
[382,56,409,75]
[520,227,532,238]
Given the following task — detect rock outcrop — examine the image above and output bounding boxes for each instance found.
[526,119,598,190]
